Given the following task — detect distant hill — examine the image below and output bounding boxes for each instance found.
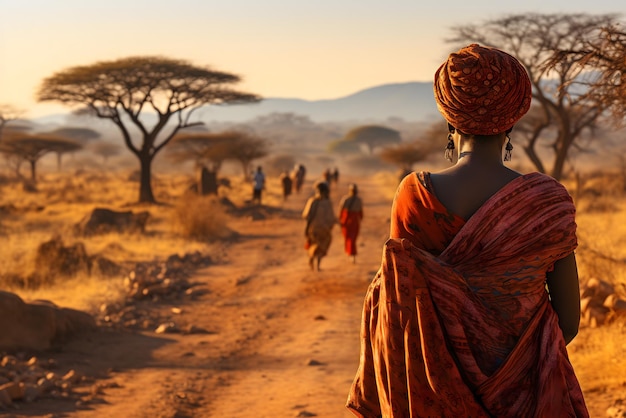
[199,81,439,123]
[32,81,439,126]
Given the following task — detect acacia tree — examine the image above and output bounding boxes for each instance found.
[327,139,363,156]
[37,56,260,203]
[379,141,433,172]
[0,132,82,181]
[0,105,23,141]
[90,141,122,165]
[343,125,402,154]
[226,132,268,179]
[47,127,100,169]
[168,131,239,174]
[551,23,626,124]
[448,13,620,180]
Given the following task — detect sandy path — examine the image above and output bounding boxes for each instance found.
[6,173,616,418]
[7,175,391,418]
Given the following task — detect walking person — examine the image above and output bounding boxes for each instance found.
[347,44,587,417]
[302,181,337,272]
[293,164,306,194]
[251,166,265,205]
[280,171,293,201]
[338,183,363,263]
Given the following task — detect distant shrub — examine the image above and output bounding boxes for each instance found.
[172,194,232,241]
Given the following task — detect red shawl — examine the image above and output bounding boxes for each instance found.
[347,172,588,417]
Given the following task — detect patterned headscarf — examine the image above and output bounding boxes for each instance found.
[433,44,532,135]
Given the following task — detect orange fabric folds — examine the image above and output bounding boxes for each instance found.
[347,173,588,418]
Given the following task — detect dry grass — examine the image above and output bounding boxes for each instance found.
[0,168,248,313]
[1,166,626,399]
[171,193,232,241]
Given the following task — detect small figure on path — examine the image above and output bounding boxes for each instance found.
[293,164,306,194]
[332,167,340,184]
[302,181,337,272]
[251,166,265,205]
[338,183,363,263]
[280,171,293,201]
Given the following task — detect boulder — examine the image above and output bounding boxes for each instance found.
[0,291,96,351]
[76,207,150,236]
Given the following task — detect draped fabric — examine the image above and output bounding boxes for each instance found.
[340,195,364,256]
[303,197,336,258]
[347,172,588,418]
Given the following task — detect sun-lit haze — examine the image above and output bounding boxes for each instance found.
[0,0,622,118]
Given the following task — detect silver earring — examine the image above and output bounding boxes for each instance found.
[444,133,455,162]
[504,134,513,161]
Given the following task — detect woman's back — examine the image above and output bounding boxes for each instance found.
[430,161,522,221]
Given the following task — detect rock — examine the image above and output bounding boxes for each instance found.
[0,382,25,400]
[75,207,150,236]
[0,387,11,407]
[306,359,324,366]
[185,325,213,334]
[0,290,96,351]
[155,322,180,334]
[607,398,626,418]
[23,384,41,403]
[34,236,91,279]
[296,411,317,417]
[582,278,615,300]
[63,369,82,384]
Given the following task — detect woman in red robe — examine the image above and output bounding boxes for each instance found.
[346,44,587,417]
[339,184,364,263]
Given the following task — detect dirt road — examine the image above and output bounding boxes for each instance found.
[9,175,391,418]
[7,173,612,418]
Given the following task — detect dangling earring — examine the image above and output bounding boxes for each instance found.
[504,133,513,162]
[444,133,455,162]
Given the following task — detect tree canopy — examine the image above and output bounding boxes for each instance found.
[550,23,626,124]
[0,132,83,181]
[168,130,268,178]
[37,56,261,202]
[448,13,622,179]
[343,125,402,154]
[380,140,439,171]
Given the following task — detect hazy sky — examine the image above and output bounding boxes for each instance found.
[1,0,623,117]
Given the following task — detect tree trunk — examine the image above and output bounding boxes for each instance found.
[241,161,251,180]
[138,154,155,203]
[550,133,572,181]
[29,160,36,181]
[197,166,218,195]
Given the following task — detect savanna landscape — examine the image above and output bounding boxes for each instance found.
[0,157,625,418]
[1,10,626,418]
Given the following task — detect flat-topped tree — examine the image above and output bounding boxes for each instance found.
[0,105,24,141]
[37,56,261,203]
[343,125,402,154]
[0,132,82,181]
[168,130,268,180]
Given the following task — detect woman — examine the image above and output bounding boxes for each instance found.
[302,181,337,271]
[338,183,364,263]
[347,44,587,417]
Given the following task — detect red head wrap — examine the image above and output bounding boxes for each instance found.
[433,44,532,135]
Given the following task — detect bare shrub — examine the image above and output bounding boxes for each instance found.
[172,193,232,241]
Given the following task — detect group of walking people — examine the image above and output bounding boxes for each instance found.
[302,181,363,272]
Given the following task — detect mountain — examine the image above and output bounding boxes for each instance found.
[200,81,439,123]
[31,81,439,126]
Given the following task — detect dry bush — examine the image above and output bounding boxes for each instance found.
[171,193,232,241]
[569,321,626,394]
